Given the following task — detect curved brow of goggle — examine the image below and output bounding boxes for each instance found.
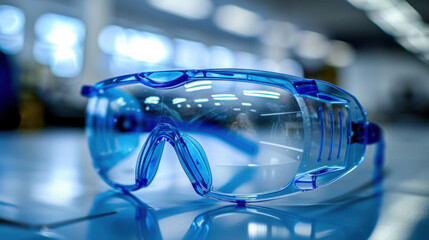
[80,69,306,97]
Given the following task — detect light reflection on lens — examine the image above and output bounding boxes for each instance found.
[194,98,209,103]
[172,98,187,104]
[248,222,268,238]
[243,90,280,99]
[212,94,238,101]
[259,141,304,153]
[186,85,213,92]
[144,96,160,104]
[185,80,212,88]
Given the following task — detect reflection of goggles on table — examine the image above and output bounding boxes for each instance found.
[81,69,384,203]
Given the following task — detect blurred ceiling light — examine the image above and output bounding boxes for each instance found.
[34,13,85,78]
[98,25,127,56]
[51,48,81,78]
[35,13,85,47]
[174,38,209,68]
[260,20,298,48]
[368,1,423,36]
[0,5,24,35]
[214,5,263,37]
[294,31,330,59]
[348,0,429,65]
[147,0,213,20]
[209,46,234,67]
[279,59,304,77]
[325,40,356,68]
[0,5,25,54]
[347,0,398,10]
[235,51,257,69]
[127,30,172,64]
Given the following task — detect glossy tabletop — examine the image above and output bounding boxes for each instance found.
[0,123,428,239]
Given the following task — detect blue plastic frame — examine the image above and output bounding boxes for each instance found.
[82,69,384,203]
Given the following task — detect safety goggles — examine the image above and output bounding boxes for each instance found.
[81,69,384,203]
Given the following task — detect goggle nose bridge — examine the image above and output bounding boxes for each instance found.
[135,123,213,195]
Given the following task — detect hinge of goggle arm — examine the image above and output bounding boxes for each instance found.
[351,121,381,144]
[292,80,319,97]
[81,85,95,97]
[292,80,341,101]
[292,80,380,145]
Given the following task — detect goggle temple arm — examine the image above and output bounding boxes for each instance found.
[352,122,384,179]
[367,122,384,180]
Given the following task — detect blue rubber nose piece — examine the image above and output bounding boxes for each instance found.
[136,136,166,188]
[134,123,212,195]
[181,134,212,193]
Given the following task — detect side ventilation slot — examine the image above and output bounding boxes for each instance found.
[296,95,350,190]
[337,109,343,160]
[317,107,345,163]
[327,110,334,161]
[317,107,324,162]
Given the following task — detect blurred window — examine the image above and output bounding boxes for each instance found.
[98,25,173,75]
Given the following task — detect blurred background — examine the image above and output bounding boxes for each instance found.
[1,0,429,130]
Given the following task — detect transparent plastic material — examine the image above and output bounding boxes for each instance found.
[82,69,384,203]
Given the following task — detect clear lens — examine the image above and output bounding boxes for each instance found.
[87,80,304,194]
[86,88,146,186]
